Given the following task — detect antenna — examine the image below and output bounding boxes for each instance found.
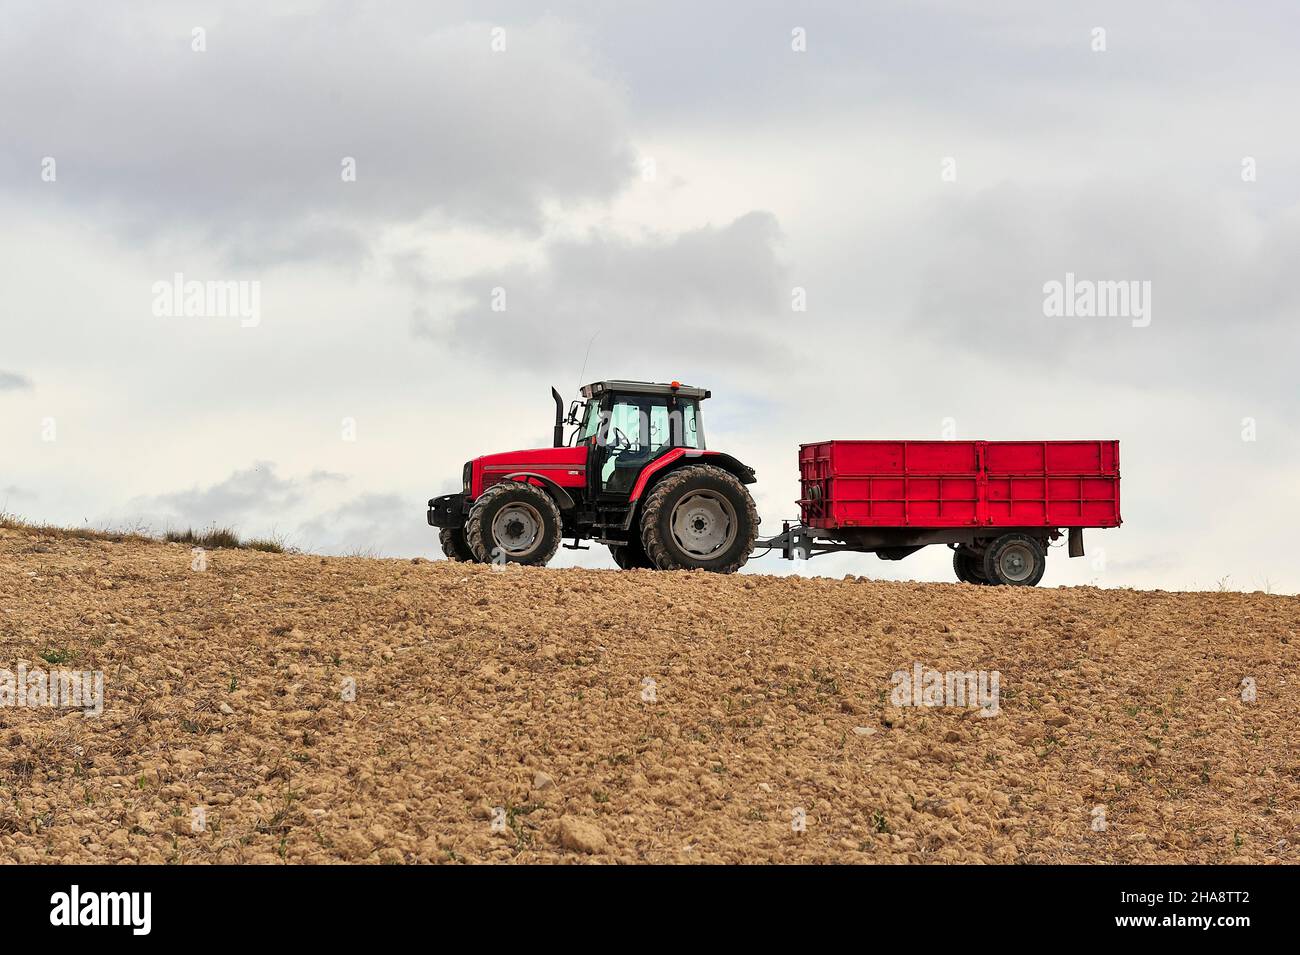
[576,331,599,390]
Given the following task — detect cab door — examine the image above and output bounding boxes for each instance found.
[597,394,663,496]
[587,391,705,499]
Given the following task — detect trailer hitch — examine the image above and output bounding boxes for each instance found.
[755,521,814,561]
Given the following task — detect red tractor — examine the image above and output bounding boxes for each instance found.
[428,380,761,572]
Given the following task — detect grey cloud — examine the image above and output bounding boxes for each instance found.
[305,468,349,484]
[390,251,436,295]
[0,370,34,391]
[865,181,1300,408]
[415,211,789,367]
[296,491,441,558]
[128,461,341,531]
[120,465,434,557]
[0,5,635,264]
[571,0,1300,126]
[217,222,372,272]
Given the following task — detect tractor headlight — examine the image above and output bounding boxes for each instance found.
[463,461,472,494]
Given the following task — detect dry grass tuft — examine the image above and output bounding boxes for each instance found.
[0,512,286,553]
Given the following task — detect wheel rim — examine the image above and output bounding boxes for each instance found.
[997,542,1035,582]
[491,502,543,557]
[669,490,737,558]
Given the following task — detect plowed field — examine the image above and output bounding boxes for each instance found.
[1,527,1296,863]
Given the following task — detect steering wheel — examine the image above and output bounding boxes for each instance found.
[611,427,632,450]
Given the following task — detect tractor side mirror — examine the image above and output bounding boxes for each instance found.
[566,400,584,426]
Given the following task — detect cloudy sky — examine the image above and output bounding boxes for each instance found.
[2,0,1297,592]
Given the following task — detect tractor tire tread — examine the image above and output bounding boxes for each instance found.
[439,526,476,562]
[609,540,654,570]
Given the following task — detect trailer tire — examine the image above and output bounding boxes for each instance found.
[982,533,1047,586]
[465,481,562,567]
[439,525,477,562]
[952,547,988,584]
[639,464,758,574]
[608,535,654,570]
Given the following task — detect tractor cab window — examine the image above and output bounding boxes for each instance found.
[605,399,647,452]
[648,403,670,449]
[676,399,703,450]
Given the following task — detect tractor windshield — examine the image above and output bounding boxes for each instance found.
[576,400,602,444]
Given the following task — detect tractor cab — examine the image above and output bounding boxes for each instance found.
[567,380,709,496]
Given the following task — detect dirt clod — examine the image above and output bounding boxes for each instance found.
[555,816,607,854]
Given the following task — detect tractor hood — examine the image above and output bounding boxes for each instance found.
[468,445,588,498]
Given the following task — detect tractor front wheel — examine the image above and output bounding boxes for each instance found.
[465,481,562,566]
[439,525,477,562]
[639,465,758,573]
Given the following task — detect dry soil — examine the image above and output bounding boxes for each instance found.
[1,526,1296,864]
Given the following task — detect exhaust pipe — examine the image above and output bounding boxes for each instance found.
[551,387,565,447]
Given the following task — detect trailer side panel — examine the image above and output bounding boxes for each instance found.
[799,440,1120,530]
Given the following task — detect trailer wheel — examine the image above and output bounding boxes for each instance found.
[982,534,1046,586]
[465,481,562,566]
[639,464,758,573]
[952,547,988,585]
[439,525,477,562]
[608,535,654,570]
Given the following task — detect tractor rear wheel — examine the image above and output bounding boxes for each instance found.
[465,481,562,566]
[439,525,477,562]
[608,535,654,570]
[639,465,758,573]
[981,533,1047,586]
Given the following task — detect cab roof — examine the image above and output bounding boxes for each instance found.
[580,380,710,400]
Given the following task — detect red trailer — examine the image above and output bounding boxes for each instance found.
[765,439,1121,584]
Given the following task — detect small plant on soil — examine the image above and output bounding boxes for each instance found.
[243,537,286,553]
[165,527,242,549]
